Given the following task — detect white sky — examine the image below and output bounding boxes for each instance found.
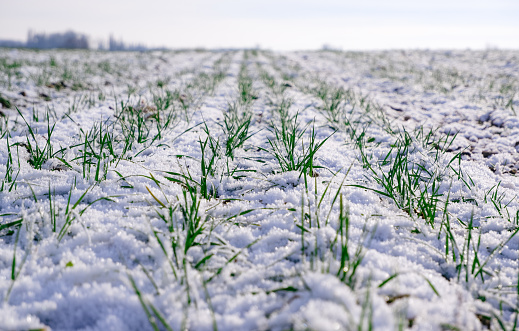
[1,0,518,50]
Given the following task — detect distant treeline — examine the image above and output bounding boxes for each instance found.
[0,30,152,51]
[104,35,148,51]
[26,30,89,49]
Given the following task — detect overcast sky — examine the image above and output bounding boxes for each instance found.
[1,0,518,50]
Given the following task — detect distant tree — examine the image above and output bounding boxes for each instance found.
[108,35,148,51]
[109,35,125,51]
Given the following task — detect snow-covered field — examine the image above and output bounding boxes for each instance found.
[0,48,518,330]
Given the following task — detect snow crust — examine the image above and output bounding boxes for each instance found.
[0,48,518,330]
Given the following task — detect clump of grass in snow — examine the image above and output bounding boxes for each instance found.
[315,82,347,125]
[72,121,118,181]
[0,94,12,108]
[331,194,368,289]
[483,182,518,223]
[63,94,87,117]
[197,128,220,199]
[312,79,392,135]
[238,77,257,105]
[350,129,463,227]
[0,114,8,138]
[16,108,62,170]
[56,182,116,242]
[1,132,21,192]
[441,185,519,283]
[0,57,23,90]
[264,109,333,176]
[149,182,215,277]
[117,102,154,144]
[111,96,178,162]
[143,179,256,330]
[439,199,519,329]
[164,124,221,200]
[295,170,368,290]
[258,68,290,97]
[4,223,30,303]
[237,54,258,107]
[128,273,174,331]
[293,172,380,330]
[221,102,254,160]
[152,89,174,112]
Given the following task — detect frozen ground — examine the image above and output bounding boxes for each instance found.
[0,48,518,330]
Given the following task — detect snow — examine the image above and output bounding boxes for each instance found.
[0,48,518,330]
